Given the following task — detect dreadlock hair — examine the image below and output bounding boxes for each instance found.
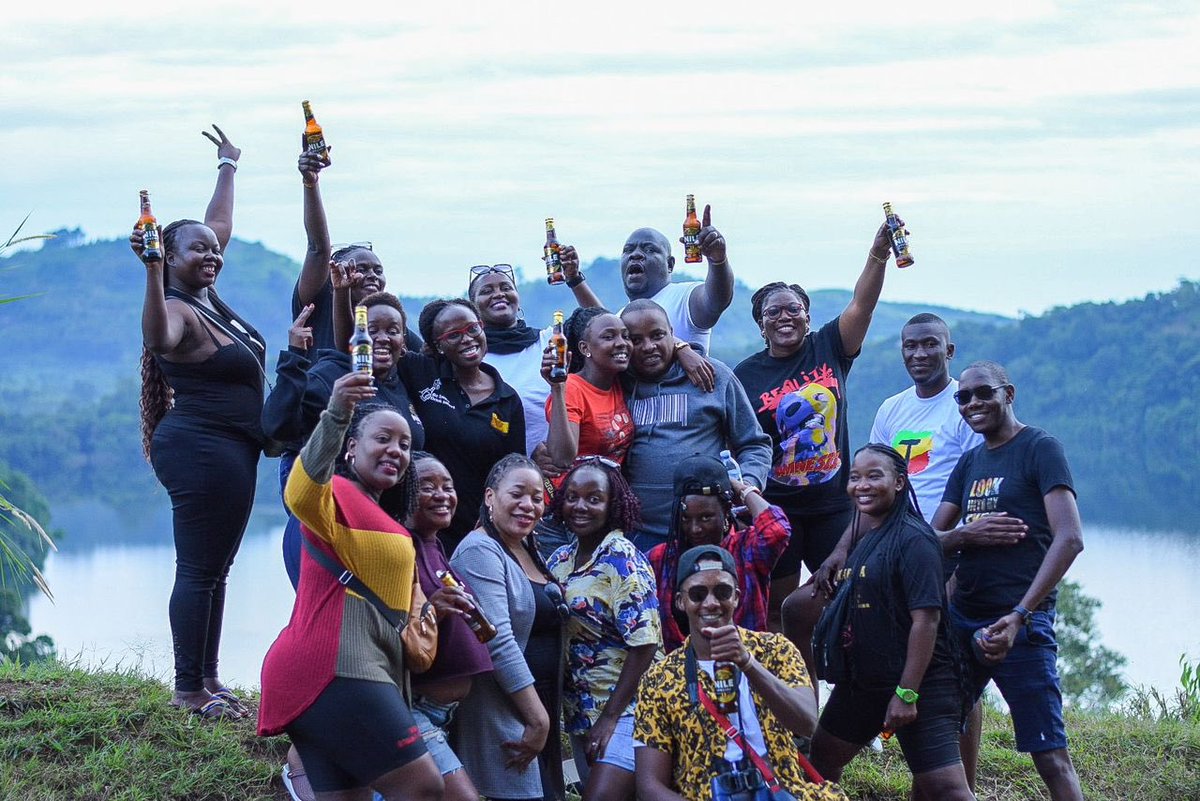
[360,290,407,329]
[564,306,611,374]
[138,218,203,461]
[418,298,481,359]
[334,401,418,522]
[549,458,642,536]
[657,476,737,622]
[749,282,811,327]
[478,453,553,577]
[331,243,374,263]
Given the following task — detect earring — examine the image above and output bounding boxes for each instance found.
[485,505,494,521]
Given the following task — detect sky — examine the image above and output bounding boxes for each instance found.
[4,0,1198,316]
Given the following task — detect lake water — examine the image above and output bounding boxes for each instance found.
[25,501,1200,696]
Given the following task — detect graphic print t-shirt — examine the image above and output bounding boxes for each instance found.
[733,317,855,514]
[870,380,983,522]
[942,426,1075,618]
[545,373,634,487]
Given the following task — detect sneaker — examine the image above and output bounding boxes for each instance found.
[281,752,315,801]
[868,736,884,753]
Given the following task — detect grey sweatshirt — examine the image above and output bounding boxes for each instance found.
[624,358,773,545]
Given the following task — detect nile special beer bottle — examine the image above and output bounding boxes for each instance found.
[437,570,498,643]
[302,100,329,161]
[713,661,739,714]
[883,202,914,268]
[138,190,162,263]
[683,194,702,264]
[544,218,564,285]
[550,310,568,381]
[350,305,372,374]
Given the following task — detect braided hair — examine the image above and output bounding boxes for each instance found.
[850,443,923,534]
[749,282,811,327]
[658,476,736,621]
[478,453,552,577]
[549,458,642,536]
[417,298,481,359]
[138,219,202,460]
[360,290,407,328]
[335,401,418,522]
[564,306,610,374]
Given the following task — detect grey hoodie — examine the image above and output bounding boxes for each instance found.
[624,357,773,546]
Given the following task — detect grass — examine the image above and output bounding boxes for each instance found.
[2,660,1198,800]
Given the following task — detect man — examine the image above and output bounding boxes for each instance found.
[620,300,772,551]
[619,204,734,355]
[932,361,1086,801]
[634,545,840,801]
[869,313,982,521]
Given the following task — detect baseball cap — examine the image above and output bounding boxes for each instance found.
[675,544,737,590]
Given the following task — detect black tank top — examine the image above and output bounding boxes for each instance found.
[157,291,265,442]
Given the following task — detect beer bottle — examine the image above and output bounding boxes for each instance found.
[437,570,498,643]
[713,661,739,714]
[550,310,568,381]
[138,190,162,263]
[544,218,564,285]
[302,100,329,161]
[683,194,703,263]
[350,305,372,375]
[883,202,914,268]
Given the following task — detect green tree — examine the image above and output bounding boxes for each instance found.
[1057,579,1127,709]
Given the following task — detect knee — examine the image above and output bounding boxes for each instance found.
[781,589,821,639]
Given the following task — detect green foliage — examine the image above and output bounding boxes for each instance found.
[1130,655,1200,724]
[1056,579,1128,709]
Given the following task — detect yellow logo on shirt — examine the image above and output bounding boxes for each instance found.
[491,413,510,434]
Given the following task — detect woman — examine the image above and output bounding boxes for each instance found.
[395,299,526,552]
[809,444,972,800]
[132,214,265,720]
[544,307,635,474]
[258,372,443,800]
[546,458,661,801]
[647,454,791,653]
[449,455,564,801]
[733,220,894,654]
[264,290,426,588]
[406,452,495,801]
[470,256,601,457]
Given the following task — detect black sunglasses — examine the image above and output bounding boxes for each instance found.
[469,264,516,281]
[573,455,621,471]
[762,302,805,320]
[685,583,736,604]
[543,582,570,621]
[953,384,1010,405]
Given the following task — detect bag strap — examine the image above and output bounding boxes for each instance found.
[165,288,274,390]
[301,533,408,632]
[688,648,827,787]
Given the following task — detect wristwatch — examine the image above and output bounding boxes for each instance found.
[566,273,586,288]
[673,340,690,352]
[895,687,919,704]
[1012,605,1033,625]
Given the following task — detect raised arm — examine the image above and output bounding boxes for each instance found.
[542,351,579,467]
[296,136,333,305]
[837,220,893,356]
[686,204,734,329]
[707,625,817,736]
[560,245,603,308]
[200,125,240,252]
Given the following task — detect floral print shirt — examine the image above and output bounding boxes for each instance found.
[548,530,663,733]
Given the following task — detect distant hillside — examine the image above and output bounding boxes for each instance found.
[1,232,1195,529]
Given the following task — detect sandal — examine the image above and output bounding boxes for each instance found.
[282,754,316,801]
[183,697,236,720]
[211,688,250,717]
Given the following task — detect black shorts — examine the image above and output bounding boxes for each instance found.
[772,505,852,579]
[819,677,963,775]
[287,677,429,792]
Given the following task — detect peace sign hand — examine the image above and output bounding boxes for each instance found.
[201,124,241,163]
[289,304,316,351]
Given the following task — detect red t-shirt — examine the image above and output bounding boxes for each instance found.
[545,374,634,487]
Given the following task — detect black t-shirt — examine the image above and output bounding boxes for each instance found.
[733,316,856,515]
[291,277,422,360]
[396,354,526,551]
[838,515,954,690]
[942,426,1075,618]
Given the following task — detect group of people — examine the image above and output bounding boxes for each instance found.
[133,128,1087,801]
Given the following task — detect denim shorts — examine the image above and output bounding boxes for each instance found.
[410,696,464,776]
[570,713,637,782]
[950,604,1068,753]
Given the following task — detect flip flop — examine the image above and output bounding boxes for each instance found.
[181,697,236,721]
[211,688,250,717]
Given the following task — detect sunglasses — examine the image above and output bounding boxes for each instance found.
[543,582,571,621]
[953,384,1010,405]
[684,583,736,604]
[469,264,516,281]
[437,321,484,344]
[762,302,805,320]
[573,455,621,471]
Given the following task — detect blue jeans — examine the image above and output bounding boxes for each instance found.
[279,451,302,591]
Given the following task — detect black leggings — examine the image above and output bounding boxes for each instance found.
[151,417,258,692]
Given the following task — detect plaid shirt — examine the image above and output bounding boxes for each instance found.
[648,505,791,653]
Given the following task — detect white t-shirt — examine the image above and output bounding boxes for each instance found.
[623,281,711,355]
[483,327,552,457]
[697,660,768,763]
[870,379,983,522]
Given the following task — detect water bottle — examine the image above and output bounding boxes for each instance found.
[719,449,742,484]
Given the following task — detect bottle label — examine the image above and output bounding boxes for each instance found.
[353,346,372,374]
[306,134,327,154]
[682,232,700,247]
[544,245,561,268]
[713,663,738,709]
[143,225,162,250]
